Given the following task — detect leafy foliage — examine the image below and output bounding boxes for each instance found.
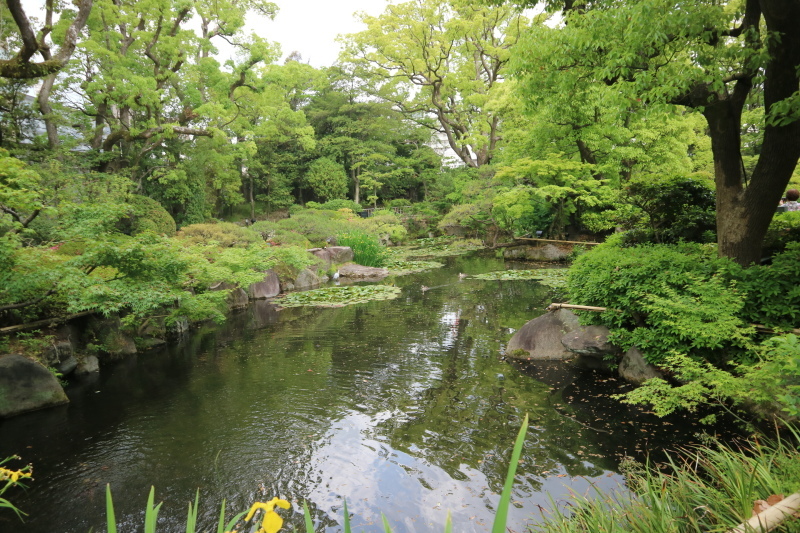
[337,231,388,267]
[567,239,754,365]
[383,259,444,276]
[176,223,262,248]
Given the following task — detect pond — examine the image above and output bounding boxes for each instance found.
[0,250,734,532]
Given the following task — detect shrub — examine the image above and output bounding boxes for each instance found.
[314,199,362,212]
[337,231,388,267]
[762,211,800,257]
[123,195,177,236]
[567,239,754,365]
[618,174,716,245]
[734,242,800,329]
[352,209,408,244]
[273,210,351,246]
[176,222,262,248]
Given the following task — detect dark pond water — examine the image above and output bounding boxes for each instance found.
[0,251,735,533]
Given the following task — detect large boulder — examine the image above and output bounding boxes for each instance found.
[210,281,249,309]
[85,316,137,359]
[247,270,281,299]
[503,244,569,262]
[561,325,619,358]
[307,246,354,266]
[0,354,69,418]
[618,347,664,385]
[505,309,581,360]
[338,264,389,280]
[294,269,322,290]
[75,355,100,376]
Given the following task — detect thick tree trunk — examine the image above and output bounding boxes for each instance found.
[703,0,800,266]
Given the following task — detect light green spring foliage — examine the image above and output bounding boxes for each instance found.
[622,334,800,420]
[272,285,402,308]
[341,0,527,168]
[532,431,800,533]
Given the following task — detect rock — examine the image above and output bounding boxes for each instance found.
[294,269,322,290]
[211,282,250,309]
[138,338,167,350]
[561,325,619,358]
[505,309,581,360]
[618,347,664,385]
[338,263,390,280]
[503,244,569,262]
[85,316,137,359]
[307,246,354,266]
[247,270,281,299]
[75,355,100,375]
[0,354,69,418]
[227,288,249,309]
[41,341,74,368]
[281,282,295,292]
[167,316,190,337]
[57,356,78,375]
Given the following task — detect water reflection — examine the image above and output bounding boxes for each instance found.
[0,252,737,533]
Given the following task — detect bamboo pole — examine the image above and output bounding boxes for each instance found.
[546,303,612,312]
[727,492,800,533]
[515,237,600,246]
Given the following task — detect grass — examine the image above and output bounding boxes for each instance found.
[531,427,800,533]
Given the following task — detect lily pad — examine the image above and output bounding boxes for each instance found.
[273,285,402,308]
[395,239,485,259]
[471,268,568,288]
[384,259,444,276]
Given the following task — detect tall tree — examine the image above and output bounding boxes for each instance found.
[511,0,800,265]
[341,0,526,168]
[0,0,93,79]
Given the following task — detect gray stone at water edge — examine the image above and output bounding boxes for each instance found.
[294,269,322,290]
[618,347,664,385]
[503,244,569,262]
[307,246,354,266]
[0,354,69,418]
[247,270,281,299]
[505,309,581,360]
[561,325,619,358]
[75,355,100,375]
[338,264,390,280]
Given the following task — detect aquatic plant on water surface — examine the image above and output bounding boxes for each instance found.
[272,285,401,308]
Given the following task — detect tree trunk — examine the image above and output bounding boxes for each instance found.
[37,73,59,149]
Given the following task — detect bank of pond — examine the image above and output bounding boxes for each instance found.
[3,234,800,532]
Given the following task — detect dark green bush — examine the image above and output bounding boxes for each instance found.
[762,211,800,257]
[620,174,716,245]
[732,242,800,329]
[273,210,351,246]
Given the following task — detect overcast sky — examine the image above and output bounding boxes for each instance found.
[256,0,389,67]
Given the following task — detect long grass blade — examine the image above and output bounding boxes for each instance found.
[492,414,529,533]
[106,484,117,533]
[381,513,392,533]
[444,510,452,533]
[216,499,227,533]
[144,486,163,533]
[303,501,315,533]
[343,499,351,533]
[185,489,199,533]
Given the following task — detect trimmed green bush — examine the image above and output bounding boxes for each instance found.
[176,222,262,248]
[125,195,177,236]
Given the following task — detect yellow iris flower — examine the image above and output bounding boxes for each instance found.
[244,497,291,533]
[0,466,32,483]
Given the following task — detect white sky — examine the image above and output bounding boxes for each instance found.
[255,0,389,67]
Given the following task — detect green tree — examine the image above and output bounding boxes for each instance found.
[511,0,800,265]
[304,157,348,202]
[341,0,526,168]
